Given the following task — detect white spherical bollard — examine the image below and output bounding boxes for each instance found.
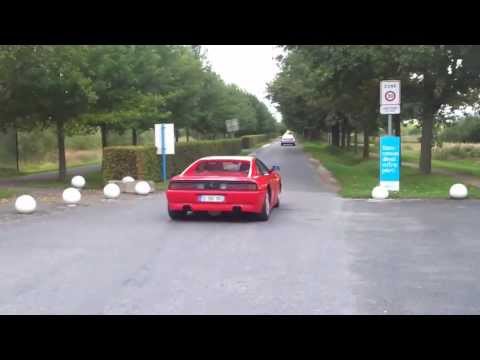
[63,187,82,205]
[71,175,86,189]
[122,176,135,183]
[371,185,389,200]
[449,183,468,199]
[103,183,121,199]
[135,181,151,195]
[15,195,37,214]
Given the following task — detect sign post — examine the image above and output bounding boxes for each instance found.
[379,136,400,191]
[225,119,239,137]
[379,80,401,191]
[161,124,166,182]
[380,80,401,133]
[154,123,175,182]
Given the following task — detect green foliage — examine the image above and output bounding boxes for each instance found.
[65,131,102,150]
[103,146,156,182]
[438,116,480,143]
[270,45,480,172]
[18,128,58,163]
[102,138,243,182]
[303,141,480,199]
[0,45,277,181]
[433,143,480,160]
[402,124,422,136]
[0,188,15,199]
[0,127,17,170]
[240,134,268,149]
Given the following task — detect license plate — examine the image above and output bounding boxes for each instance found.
[198,195,225,203]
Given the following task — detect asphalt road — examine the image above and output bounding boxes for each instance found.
[1,141,480,314]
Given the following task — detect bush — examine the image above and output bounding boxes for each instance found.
[241,134,268,149]
[103,146,160,182]
[432,143,480,160]
[439,116,480,143]
[66,132,101,150]
[103,138,242,181]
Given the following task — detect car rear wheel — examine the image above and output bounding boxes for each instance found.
[168,209,185,220]
[257,192,271,221]
[274,195,280,208]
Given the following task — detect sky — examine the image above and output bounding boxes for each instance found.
[202,45,284,122]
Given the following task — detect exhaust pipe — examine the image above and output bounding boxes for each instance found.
[232,206,242,214]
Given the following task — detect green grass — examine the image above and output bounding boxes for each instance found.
[19,170,105,190]
[430,159,480,177]
[303,141,480,199]
[1,161,101,180]
[0,168,20,178]
[395,146,480,178]
[0,188,16,200]
[154,182,169,191]
[16,171,169,192]
[20,159,100,175]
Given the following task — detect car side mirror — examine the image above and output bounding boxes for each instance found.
[271,165,280,172]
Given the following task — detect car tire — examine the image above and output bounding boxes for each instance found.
[257,192,271,221]
[168,209,185,220]
[274,195,280,208]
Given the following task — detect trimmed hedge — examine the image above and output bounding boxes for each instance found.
[240,134,269,149]
[103,146,161,182]
[103,138,242,181]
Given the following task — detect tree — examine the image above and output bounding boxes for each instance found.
[392,45,480,173]
[81,45,137,148]
[192,69,230,138]
[0,46,45,132]
[269,46,404,158]
[164,46,205,141]
[0,45,96,180]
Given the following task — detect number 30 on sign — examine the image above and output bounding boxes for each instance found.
[380,80,401,114]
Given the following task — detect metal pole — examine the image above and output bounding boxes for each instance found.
[161,124,167,182]
[15,127,20,173]
[388,114,392,135]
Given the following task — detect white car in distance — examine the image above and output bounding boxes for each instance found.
[281,133,296,146]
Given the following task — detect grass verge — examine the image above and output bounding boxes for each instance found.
[18,171,105,190]
[0,188,16,200]
[240,137,278,155]
[303,141,480,199]
[401,150,480,177]
[20,160,101,175]
[15,170,169,192]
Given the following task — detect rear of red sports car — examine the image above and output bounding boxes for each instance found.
[166,156,279,220]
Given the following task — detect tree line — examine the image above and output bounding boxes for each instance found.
[268,45,480,174]
[0,45,277,180]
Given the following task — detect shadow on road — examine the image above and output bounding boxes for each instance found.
[168,212,261,223]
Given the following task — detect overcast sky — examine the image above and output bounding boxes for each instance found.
[203,45,284,121]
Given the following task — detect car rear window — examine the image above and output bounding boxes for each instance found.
[193,160,250,175]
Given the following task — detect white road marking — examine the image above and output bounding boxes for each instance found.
[262,143,271,148]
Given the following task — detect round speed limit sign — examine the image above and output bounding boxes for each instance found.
[385,91,396,102]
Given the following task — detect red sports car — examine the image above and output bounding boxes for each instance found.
[166,156,281,221]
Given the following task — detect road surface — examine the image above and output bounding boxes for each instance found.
[1,141,480,314]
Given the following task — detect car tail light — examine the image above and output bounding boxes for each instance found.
[168,181,257,191]
[169,181,205,190]
[223,182,257,191]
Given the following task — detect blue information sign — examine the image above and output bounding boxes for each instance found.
[379,136,400,191]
